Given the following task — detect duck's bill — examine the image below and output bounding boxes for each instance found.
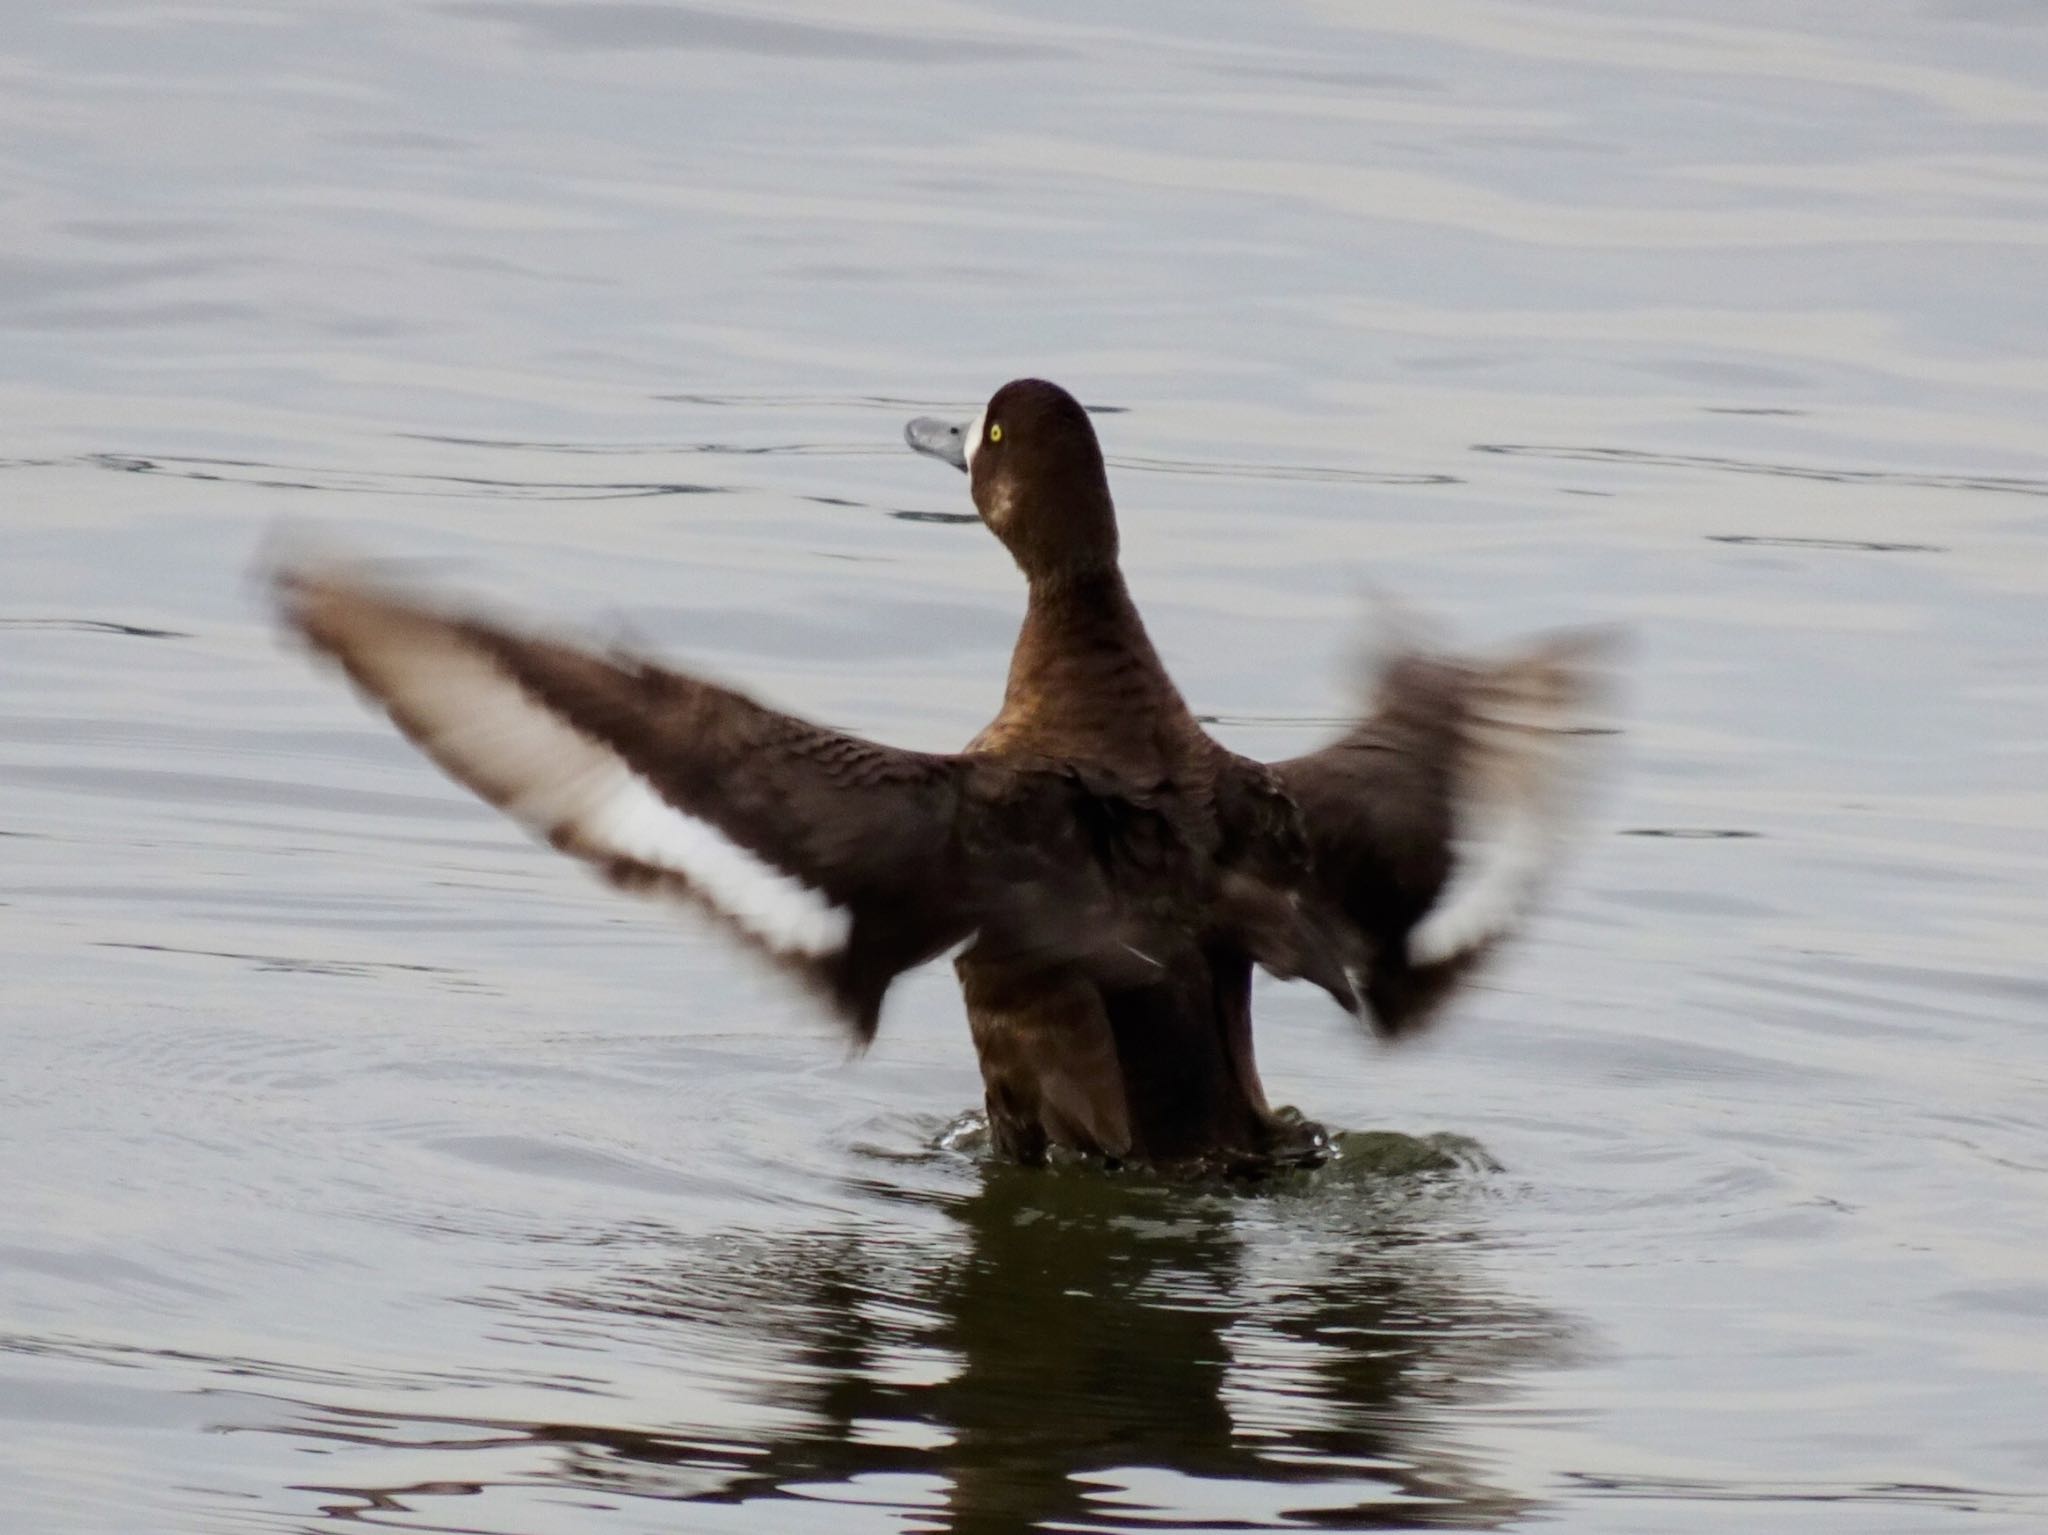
[904,415,971,472]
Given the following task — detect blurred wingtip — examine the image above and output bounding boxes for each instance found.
[1403,625,1622,970]
[1341,587,1446,707]
[1341,590,1628,718]
[257,525,485,639]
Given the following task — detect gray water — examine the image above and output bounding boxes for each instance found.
[4,3,2047,1531]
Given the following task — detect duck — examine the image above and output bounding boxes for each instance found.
[275,378,1608,1170]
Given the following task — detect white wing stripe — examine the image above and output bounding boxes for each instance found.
[339,612,852,959]
[581,770,852,957]
[1407,800,1554,966]
[1405,651,1602,967]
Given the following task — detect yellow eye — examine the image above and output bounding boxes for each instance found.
[988,423,1003,443]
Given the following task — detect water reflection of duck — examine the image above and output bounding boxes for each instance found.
[282,1142,1562,1529]
[277,379,1608,1169]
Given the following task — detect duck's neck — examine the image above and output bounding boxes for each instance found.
[977,567,1199,781]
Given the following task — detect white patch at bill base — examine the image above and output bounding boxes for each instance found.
[962,403,989,471]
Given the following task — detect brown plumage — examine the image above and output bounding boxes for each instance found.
[274,378,1610,1171]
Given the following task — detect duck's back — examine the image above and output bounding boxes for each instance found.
[956,571,1307,1165]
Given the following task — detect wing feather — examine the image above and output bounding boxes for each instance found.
[1271,628,1615,1035]
[275,564,1122,1038]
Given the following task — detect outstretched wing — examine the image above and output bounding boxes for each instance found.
[1270,629,1614,1036]
[275,564,1154,1041]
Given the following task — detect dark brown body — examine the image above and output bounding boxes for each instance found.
[958,569,1300,1165]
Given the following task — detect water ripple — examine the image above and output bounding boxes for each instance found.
[1475,443,2048,498]
[76,453,725,501]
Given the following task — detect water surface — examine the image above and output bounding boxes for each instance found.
[3,2,2046,1531]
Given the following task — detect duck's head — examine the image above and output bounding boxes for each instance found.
[906,378,1117,582]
